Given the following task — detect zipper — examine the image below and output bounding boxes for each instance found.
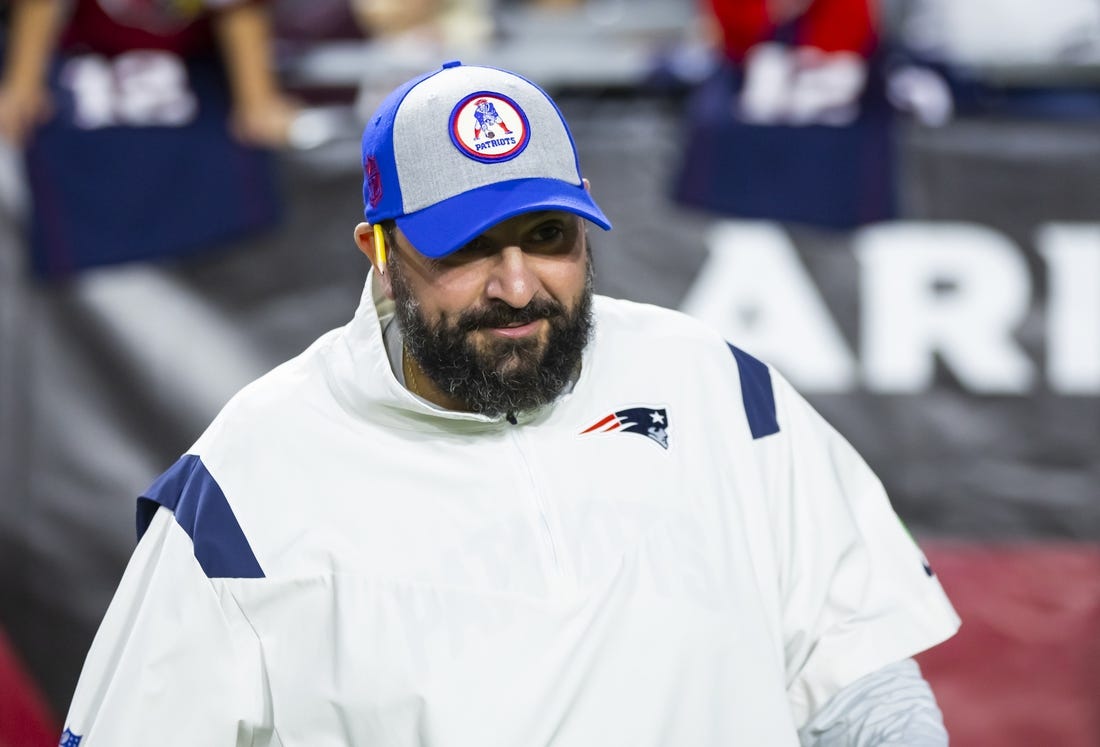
[508,426,563,578]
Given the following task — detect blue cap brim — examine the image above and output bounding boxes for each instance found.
[394,177,612,259]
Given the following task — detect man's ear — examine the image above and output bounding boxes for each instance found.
[354,222,394,298]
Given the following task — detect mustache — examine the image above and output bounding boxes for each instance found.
[455,297,565,333]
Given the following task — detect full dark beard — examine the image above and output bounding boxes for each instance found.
[390,254,594,418]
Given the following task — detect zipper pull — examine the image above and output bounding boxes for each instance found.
[506,411,517,425]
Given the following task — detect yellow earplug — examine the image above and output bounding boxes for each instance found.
[373,223,387,274]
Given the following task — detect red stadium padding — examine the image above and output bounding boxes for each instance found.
[0,627,58,747]
[917,541,1100,747]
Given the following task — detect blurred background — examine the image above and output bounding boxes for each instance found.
[0,0,1098,745]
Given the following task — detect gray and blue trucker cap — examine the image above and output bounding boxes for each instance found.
[360,60,612,258]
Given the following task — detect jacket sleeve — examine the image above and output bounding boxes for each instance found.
[751,366,960,728]
[798,658,948,746]
[61,503,274,745]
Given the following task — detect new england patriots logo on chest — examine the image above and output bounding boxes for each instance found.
[580,406,670,449]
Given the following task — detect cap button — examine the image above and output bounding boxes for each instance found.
[442,60,463,69]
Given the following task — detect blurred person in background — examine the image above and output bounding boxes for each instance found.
[351,0,494,52]
[705,0,877,126]
[0,0,297,148]
[348,0,589,68]
[0,0,292,277]
[674,0,897,228]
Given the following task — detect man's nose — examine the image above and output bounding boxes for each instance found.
[486,245,539,308]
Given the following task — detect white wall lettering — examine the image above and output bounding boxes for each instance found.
[682,220,1100,394]
[855,223,1034,394]
[1038,224,1100,394]
[680,221,857,392]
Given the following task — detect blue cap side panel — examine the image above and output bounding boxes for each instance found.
[137,455,265,579]
[362,68,440,223]
[727,344,780,440]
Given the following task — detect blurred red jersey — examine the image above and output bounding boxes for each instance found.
[707,0,878,60]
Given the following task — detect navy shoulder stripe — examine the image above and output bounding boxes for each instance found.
[137,455,265,579]
[727,344,780,439]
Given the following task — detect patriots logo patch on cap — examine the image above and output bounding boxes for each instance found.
[580,407,669,450]
[449,92,530,163]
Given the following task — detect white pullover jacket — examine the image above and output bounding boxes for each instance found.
[64,275,960,746]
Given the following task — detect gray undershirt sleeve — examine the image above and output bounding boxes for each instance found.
[798,658,948,747]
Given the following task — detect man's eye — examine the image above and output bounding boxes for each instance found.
[455,238,493,257]
[531,224,565,243]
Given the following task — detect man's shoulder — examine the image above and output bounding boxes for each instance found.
[591,295,748,374]
[592,295,788,376]
[138,329,355,577]
[593,295,720,343]
[590,295,785,434]
[192,328,345,452]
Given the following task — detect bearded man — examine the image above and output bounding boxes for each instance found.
[62,61,959,746]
